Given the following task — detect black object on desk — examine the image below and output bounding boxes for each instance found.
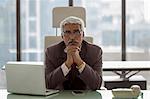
[104,75,146,90]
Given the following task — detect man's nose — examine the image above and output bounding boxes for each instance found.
[69,33,76,39]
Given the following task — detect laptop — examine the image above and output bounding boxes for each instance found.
[5,61,59,96]
[7,93,59,99]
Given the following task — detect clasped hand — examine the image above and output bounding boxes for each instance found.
[65,45,83,69]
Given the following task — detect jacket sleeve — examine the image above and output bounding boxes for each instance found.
[79,48,103,90]
[44,48,66,89]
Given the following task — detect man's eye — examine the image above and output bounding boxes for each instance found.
[74,31,80,34]
[64,31,71,34]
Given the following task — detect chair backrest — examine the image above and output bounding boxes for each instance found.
[44,36,93,49]
[52,7,86,28]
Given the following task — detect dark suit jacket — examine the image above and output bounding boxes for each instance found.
[45,40,103,90]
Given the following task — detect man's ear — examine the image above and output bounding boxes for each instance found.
[83,31,84,37]
[61,33,64,39]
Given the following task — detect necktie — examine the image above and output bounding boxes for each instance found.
[70,63,79,82]
[63,63,86,90]
[63,63,78,90]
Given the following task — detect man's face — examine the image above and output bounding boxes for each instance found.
[62,23,84,47]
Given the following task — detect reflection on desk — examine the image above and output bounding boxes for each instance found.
[1,89,150,99]
[7,90,102,99]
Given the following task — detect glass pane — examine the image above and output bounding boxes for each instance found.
[76,0,122,61]
[20,0,67,61]
[126,0,150,60]
[0,0,16,68]
[29,0,36,17]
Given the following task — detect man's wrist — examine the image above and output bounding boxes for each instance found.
[76,61,85,69]
[61,63,71,76]
[65,61,71,69]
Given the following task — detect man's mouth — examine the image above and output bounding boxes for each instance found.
[67,40,79,46]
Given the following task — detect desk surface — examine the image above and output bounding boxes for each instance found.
[0,89,150,99]
[103,61,150,71]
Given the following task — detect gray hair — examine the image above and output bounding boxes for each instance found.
[60,16,85,34]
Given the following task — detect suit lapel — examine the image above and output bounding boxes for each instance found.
[57,41,67,65]
[80,40,87,61]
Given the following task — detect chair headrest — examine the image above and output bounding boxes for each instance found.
[52,7,86,28]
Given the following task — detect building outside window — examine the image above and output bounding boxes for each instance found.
[0,0,16,68]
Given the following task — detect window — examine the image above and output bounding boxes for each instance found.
[0,0,16,68]
[2,0,150,68]
[126,0,150,60]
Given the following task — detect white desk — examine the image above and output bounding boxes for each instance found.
[103,61,150,71]
[103,61,150,79]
